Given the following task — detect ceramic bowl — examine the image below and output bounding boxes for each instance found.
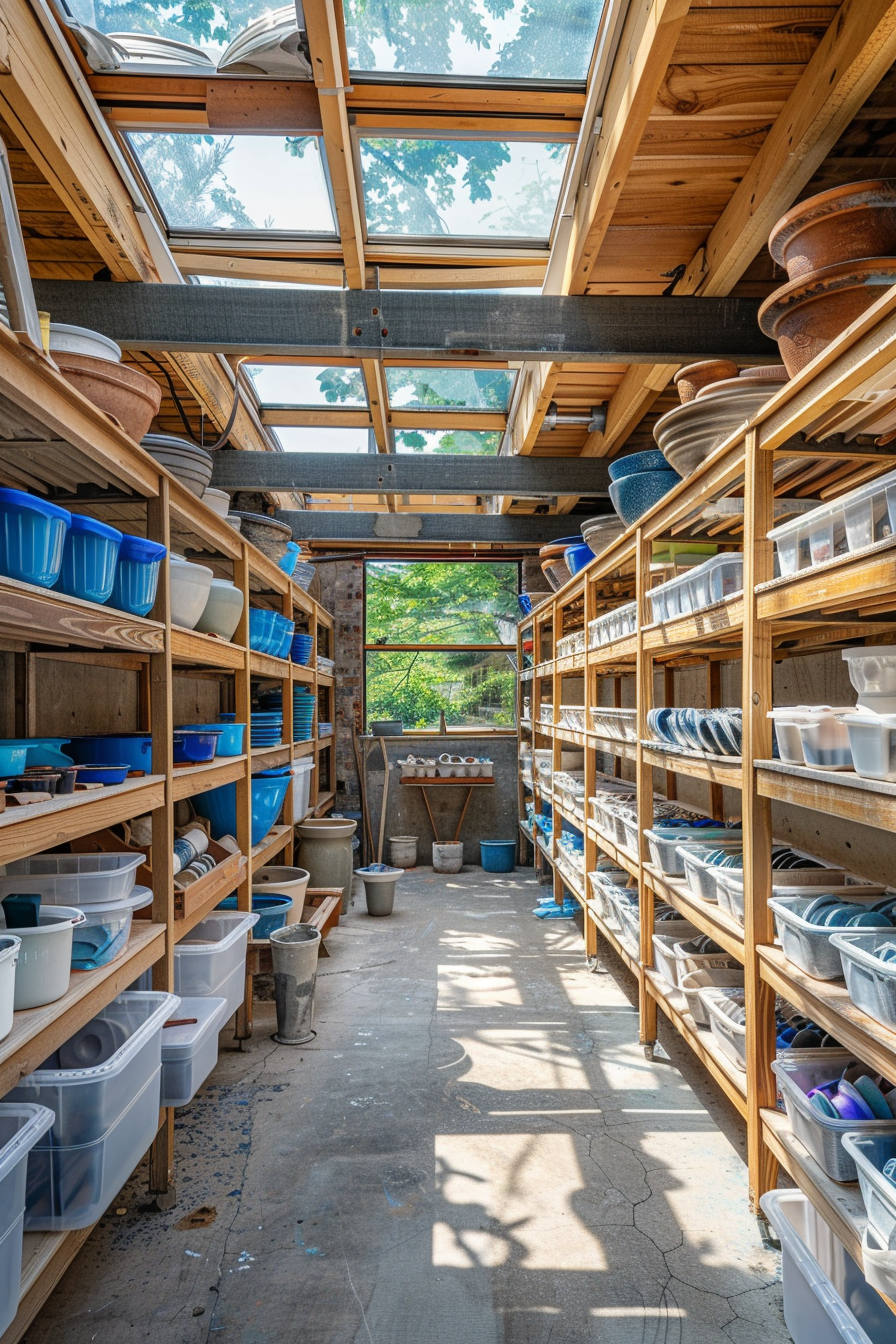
[202,487,231,519]
[653,383,783,478]
[232,511,293,563]
[769,180,896,280]
[673,360,738,403]
[609,469,680,527]
[169,555,214,630]
[55,354,162,442]
[194,578,244,641]
[608,449,669,482]
[580,515,626,556]
[142,436,214,499]
[48,323,121,363]
[565,542,595,576]
[759,258,896,376]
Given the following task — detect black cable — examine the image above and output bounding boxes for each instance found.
[141,351,195,440]
[202,370,244,452]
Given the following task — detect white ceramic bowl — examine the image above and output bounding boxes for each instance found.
[48,323,121,363]
[654,385,780,477]
[194,577,244,641]
[203,487,231,519]
[169,555,214,630]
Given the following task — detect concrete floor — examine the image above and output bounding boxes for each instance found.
[30,867,791,1344]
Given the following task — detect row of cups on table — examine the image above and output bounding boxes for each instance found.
[400,754,494,778]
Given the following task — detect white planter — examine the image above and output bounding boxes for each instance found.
[194,578,244,641]
[252,866,310,925]
[48,323,121,363]
[1,907,83,1010]
[202,487,231,519]
[0,937,19,1040]
[169,555,214,630]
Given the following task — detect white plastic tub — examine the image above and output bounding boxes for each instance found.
[0,906,83,1011]
[795,707,857,770]
[768,707,810,765]
[160,996,229,1107]
[769,501,849,575]
[652,934,683,987]
[770,891,891,981]
[285,757,316,823]
[841,1133,896,1252]
[0,936,19,1042]
[673,938,740,981]
[173,911,258,1016]
[772,1053,896,1182]
[679,967,744,1027]
[679,844,743,903]
[0,1104,55,1335]
[699,986,747,1070]
[689,552,744,608]
[830,931,896,1031]
[838,712,896,782]
[70,887,153,972]
[0,853,143,904]
[841,468,896,555]
[589,706,637,742]
[714,859,851,926]
[644,827,742,876]
[647,567,698,623]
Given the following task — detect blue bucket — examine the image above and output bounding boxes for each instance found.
[0,488,71,588]
[111,535,166,616]
[480,840,517,873]
[216,892,292,938]
[57,513,122,604]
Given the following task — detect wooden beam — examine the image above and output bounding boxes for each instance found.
[580,361,678,458]
[302,0,365,289]
[566,0,693,295]
[275,510,604,543]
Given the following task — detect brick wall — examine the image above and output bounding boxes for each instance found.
[316,558,363,809]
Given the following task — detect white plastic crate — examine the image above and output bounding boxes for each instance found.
[679,968,744,1027]
[841,1133,896,1252]
[161,996,229,1108]
[830,931,896,1032]
[772,1053,896,1183]
[645,827,742,876]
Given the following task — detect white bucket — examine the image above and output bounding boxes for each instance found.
[0,937,20,1040]
[433,842,463,874]
[389,836,418,868]
[0,907,83,1010]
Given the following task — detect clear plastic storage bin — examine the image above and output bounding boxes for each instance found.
[769,501,849,575]
[841,467,896,554]
[699,987,747,1070]
[679,844,744,903]
[761,1189,894,1344]
[689,552,744,608]
[768,707,810,765]
[772,1053,896,1182]
[173,912,258,1017]
[645,827,742,876]
[679,968,744,1027]
[829,931,896,1031]
[0,852,143,904]
[770,892,890,981]
[795,707,857,770]
[0,1104,54,1335]
[647,568,698,623]
[160,996,229,1107]
[841,1133,896,1252]
[589,706,637,742]
[838,712,896,782]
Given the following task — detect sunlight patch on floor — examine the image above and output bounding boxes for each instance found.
[436,965,523,1008]
[453,1029,594,1091]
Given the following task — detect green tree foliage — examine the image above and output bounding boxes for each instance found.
[366,652,516,728]
[129,133,259,229]
[394,429,500,454]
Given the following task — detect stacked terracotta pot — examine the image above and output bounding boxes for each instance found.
[759,181,896,375]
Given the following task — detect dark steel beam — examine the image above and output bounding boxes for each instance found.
[211,449,612,495]
[32,282,778,362]
[275,510,610,544]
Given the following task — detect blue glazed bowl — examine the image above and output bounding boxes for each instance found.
[248,607,279,654]
[177,722,245,756]
[172,729,222,764]
[608,449,670,482]
[609,470,680,527]
[564,542,595,576]
[196,768,291,846]
[75,763,131,785]
[64,734,153,772]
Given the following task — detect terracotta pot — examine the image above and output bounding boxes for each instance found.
[672,360,738,404]
[695,368,788,399]
[55,352,161,442]
[758,259,896,376]
[769,180,896,280]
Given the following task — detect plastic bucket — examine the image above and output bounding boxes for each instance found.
[216,893,292,939]
[0,938,20,1042]
[480,840,517,873]
[56,513,122,604]
[0,907,83,1010]
[110,535,165,617]
[270,923,321,1045]
[433,841,463,874]
[389,836,418,868]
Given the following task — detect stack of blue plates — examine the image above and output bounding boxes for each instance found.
[293,688,315,742]
[250,710,283,749]
[290,632,314,666]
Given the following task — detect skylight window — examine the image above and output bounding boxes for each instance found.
[274,427,374,453]
[395,429,501,453]
[127,134,336,234]
[385,368,515,412]
[343,0,604,82]
[246,365,366,407]
[359,138,569,239]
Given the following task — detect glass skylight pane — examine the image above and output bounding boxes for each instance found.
[394,429,500,454]
[360,138,568,239]
[127,134,336,233]
[246,365,366,407]
[274,427,374,453]
[190,275,339,289]
[385,367,515,411]
[344,0,604,81]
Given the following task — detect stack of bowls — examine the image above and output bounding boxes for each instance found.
[247,608,295,657]
[293,689,316,742]
[654,365,788,478]
[141,435,214,500]
[580,515,625,557]
[607,451,681,527]
[539,537,582,591]
[290,631,315,665]
[50,326,162,442]
[250,711,283,750]
[759,180,896,375]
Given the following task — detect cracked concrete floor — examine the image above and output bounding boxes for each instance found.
[27,867,790,1344]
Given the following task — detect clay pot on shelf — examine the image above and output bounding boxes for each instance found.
[694,367,789,399]
[769,180,896,280]
[758,259,896,376]
[672,360,738,404]
[54,352,162,442]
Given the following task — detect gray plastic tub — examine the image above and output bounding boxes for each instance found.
[772,1053,896,1182]
[679,844,743,903]
[770,893,890,981]
[841,1133,896,1251]
[830,931,896,1031]
[645,827,742,876]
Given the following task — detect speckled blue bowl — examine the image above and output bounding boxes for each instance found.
[608,449,670,482]
[609,469,680,526]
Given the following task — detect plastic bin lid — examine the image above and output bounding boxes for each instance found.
[174,910,259,953]
[118,534,167,563]
[160,996,229,1060]
[22,992,179,1084]
[67,513,122,543]
[74,886,153,917]
[0,488,71,523]
[0,1104,55,1181]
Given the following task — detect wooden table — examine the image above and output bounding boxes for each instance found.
[400,777,495,842]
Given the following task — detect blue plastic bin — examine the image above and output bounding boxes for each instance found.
[56,513,122,604]
[564,542,595,577]
[480,841,517,873]
[248,607,278,654]
[0,488,71,588]
[65,734,153,773]
[110,535,166,617]
[279,541,300,576]
[177,722,245,756]
[195,769,291,846]
[215,892,292,938]
[172,729,221,764]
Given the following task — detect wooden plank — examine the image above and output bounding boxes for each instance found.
[642,595,744,652]
[171,755,248,802]
[641,743,742,787]
[0,776,166,865]
[756,760,896,832]
[10,1227,95,1344]
[250,824,292,873]
[643,865,745,960]
[169,627,246,671]
[672,6,833,65]
[0,922,164,1096]
[756,540,896,620]
[644,967,749,1116]
[0,577,164,652]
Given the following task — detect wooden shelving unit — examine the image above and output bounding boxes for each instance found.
[0,328,337,1340]
[516,283,896,1307]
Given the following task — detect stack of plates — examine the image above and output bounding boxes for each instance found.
[293,689,315,742]
[291,632,314,665]
[250,710,283,749]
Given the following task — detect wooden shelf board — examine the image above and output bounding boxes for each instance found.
[759,944,896,1082]
[292,664,315,684]
[588,635,638,667]
[250,824,292,873]
[12,1226,96,1344]
[756,537,896,621]
[0,776,166,866]
[0,577,164,653]
[642,744,743,788]
[642,596,744,654]
[555,724,588,747]
[249,650,293,679]
[756,760,896,831]
[170,626,245,670]
[554,856,586,901]
[251,744,291,769]
[0,922,164,1097]
[644,865,745,962]
[171,755,247,802]
[644,966,748,1119]
[589,732,638,762]
[314,790,335,814]
[292,739,316,757]
[555,654,585,674]
[316,671,334,687]
[168,481,243,563]
[400,777,496,787]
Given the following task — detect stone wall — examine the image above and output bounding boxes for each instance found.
[315,558,364,810]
